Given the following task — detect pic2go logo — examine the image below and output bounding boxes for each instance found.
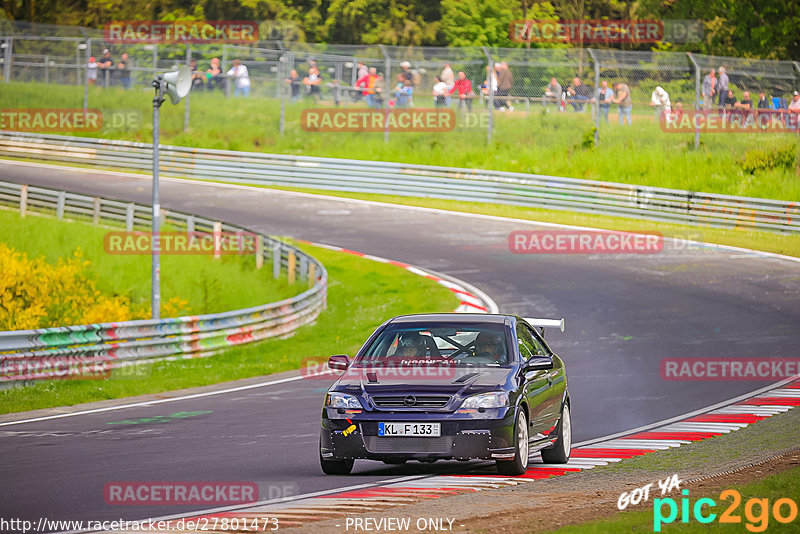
[654,489,799,532]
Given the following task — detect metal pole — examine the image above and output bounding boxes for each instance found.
[184,45,191,133]
[483,46,494,144]
[278,53,286,136]
[223,45,230,98]
[45,55,49,84]
[588,48,599,145]
[151,79,164,320]
[3,37,12,83]
[687,53,701,149]
[83,39,90,115]
[379,44,390,143]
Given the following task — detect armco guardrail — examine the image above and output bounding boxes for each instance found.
[0,131,798,234]
[0,180,327,382]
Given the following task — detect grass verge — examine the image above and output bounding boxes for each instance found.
[0,242,460,414]
[1,82,798,201]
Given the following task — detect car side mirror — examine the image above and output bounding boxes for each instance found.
[328,354,350,371]
[523,356,553,373]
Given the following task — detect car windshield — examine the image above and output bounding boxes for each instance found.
[358,322,511,367]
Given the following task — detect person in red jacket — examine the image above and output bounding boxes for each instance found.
[355,67,379,108]
[449,71,475,112]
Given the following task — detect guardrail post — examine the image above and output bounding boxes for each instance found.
[299,255,308,282]
[255,236,263,270]
[126,203,135,231]
[288,250,296,285]
[272,242,281,279]
[56,191,66,219]
[19,184,28,217]
[186,215,195,233]
[92,197,101,224]
[213,221,222,259]
[308,263,316,288]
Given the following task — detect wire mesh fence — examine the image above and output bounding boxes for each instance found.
[1,21,799,147]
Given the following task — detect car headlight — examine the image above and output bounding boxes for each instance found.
[325,392,363,409]
[461,391,509,409]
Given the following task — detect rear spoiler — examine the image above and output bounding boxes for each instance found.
[523,317,565,337]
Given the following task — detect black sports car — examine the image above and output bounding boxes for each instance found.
[319,313,570,475]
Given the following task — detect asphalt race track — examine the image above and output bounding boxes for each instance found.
[1,160,799,529]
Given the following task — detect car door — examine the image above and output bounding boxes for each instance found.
[530,328,565,433]
[516,323,551,438]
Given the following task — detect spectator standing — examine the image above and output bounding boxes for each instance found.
[496,62,513,111]
[449,71,474,112]
[87,56,97,86]
[441,63,455,106]
[304,65,323,99]
[355,67,378,107]
[227,59,250,97]
[395,79,414,108]
[567,77,592,111]
[789,92,800,131]
[285,69,302,101]
[357,62,369,81]
[612,81,633,125]
[482,65,498,107]
[717,66,729,107]
[97,49,113,87]
[432,76,448,107]
[116,52,131,89]
[206,58,223,90]
[591,81,614,122]
[650,86,671,120]
[190,60,205,90]
[701,69,716,110]
[399,61,414,85]
[543,77,563,111]
[372,73,386,108]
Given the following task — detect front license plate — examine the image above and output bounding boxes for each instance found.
[378,422,441,437]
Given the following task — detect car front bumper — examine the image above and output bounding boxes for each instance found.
[320,407,517,461]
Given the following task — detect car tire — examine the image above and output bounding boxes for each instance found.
[319,446,354,475]
[541,404,571,464]
[496,409,529,476]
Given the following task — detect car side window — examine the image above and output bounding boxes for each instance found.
[529,328,552,356]
[516,323,536,360]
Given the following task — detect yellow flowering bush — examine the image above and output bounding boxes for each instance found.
[0,244,151,330]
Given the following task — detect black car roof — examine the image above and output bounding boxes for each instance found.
[388,313,512,325]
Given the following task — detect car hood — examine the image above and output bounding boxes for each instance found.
[334,365,513,396]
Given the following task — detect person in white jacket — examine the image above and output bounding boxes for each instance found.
[227,59,250,97]
[650,86,671,120]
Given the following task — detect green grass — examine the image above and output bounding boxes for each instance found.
[0,242,460,413]
[0,209,301,316]
[1,82,798,201]
[549,465,800,533]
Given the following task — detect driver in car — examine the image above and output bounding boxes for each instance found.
[474,331,506,364]
[396,332,427,358]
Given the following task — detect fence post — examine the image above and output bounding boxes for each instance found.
[308,262,316,288]
[45,54,49,84]
[277,52,286,136]
[483,46,494,144]
[588,48,600,145]
[288,250,296,285]
[56,191,66,219]
[184,45,191,133]
[19,184,27,217]
[687,53,701,150]
[83,39,90,114]
[126,203,135,231]
[3,37,12,83]
[379,44,391,144]
[794,62,800,90]
[152,44,157,79]
[93,197,101,224]
[272,242,281,279]
[255,236,263,270]
[223,45,230,98]
[212,222,222,259]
